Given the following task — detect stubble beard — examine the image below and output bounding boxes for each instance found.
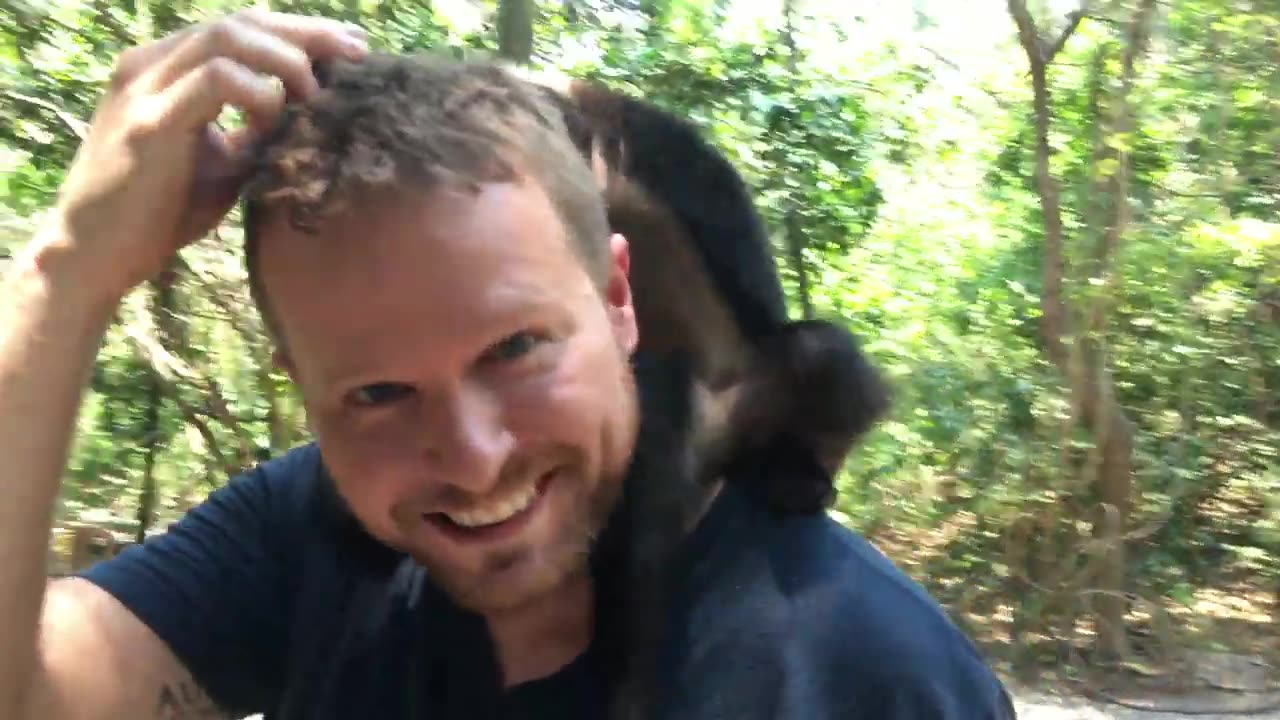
[417,463,626,615]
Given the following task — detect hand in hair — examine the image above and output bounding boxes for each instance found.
[35,10,369,300]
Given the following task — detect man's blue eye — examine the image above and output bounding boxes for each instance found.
[485,332,542,363]
[351,383,413,407]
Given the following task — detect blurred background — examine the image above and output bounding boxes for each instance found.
[3,0,1277,714]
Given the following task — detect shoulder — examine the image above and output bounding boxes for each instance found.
[74,443,339,714]
[767,508,959,643]
[782,517,1012,714]
[681,488,1016,718]
[80,441,329,582]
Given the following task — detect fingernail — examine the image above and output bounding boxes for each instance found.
[342,34,369,56]
[344,23,367,39]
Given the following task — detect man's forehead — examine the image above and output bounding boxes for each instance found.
[296,269,589,391]
[260,180,561,266]
[256,182,594,377]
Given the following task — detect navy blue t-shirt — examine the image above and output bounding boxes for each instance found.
[81,443,1015,719]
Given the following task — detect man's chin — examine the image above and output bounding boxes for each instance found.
[422,549,582,614]
[411,487,618,614]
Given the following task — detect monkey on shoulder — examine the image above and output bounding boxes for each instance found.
[534,77,892,518]
[522,74,893,719]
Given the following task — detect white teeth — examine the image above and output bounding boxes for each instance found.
[445,483,540,528]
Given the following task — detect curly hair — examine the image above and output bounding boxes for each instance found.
[240,52,610,342]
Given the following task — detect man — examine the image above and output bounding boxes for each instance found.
[0,11,1015,719]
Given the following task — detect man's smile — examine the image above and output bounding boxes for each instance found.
[423,469,558,544]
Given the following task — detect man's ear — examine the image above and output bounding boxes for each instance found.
[604,232,638,354]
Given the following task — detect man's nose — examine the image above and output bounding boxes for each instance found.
[419,383,514,492]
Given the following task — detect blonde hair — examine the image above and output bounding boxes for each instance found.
[240,52,610,341]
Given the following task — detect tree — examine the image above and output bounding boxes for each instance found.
[498,0,536,63]
[1005,0,1159,662]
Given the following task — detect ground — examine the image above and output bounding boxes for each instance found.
[1011,684,1280,719]
[241,685,1280,719]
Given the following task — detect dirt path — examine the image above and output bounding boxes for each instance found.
[239,687,1280,719]
[1011,687,1280,719]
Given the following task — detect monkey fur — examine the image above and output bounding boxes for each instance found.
[539,79,892,517]
[527,78,893,719]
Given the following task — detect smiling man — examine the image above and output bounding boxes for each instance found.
[0,11,1015,720]
[245,64,638,624]
[235,58,644,697]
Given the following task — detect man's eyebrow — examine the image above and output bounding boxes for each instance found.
[312,289,574,389]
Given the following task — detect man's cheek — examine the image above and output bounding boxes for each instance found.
[323,437,417,508]
[341,477,412,541]
[320,417,415,465]
[540,354,614,418]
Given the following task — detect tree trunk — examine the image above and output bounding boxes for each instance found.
[1007,0,1156,663]
[780,0,813,319]
[497,0,535,64]
[136,362,160,545]
[784,211,813,319]
[135,267,180,544]
[176,253,285,458]
[131,263,256,480]
[261,363,288,453]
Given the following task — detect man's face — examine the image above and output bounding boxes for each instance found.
[256,177,639,614]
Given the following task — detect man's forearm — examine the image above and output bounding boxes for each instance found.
[0,227,120,714]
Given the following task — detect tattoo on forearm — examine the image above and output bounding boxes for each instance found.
[154,678,230,719]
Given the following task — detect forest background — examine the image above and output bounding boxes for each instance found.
[3,0,1278,709]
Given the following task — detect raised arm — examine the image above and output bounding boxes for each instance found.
[0,12,367,719]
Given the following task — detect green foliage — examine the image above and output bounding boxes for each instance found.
[555,3,887,313]
[4,0,1278,665]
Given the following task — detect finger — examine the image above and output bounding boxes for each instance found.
[149,57,286,135]
[234,9,369,59]
[221,122,264,155]
[142,18,334,101]
[198,124,256,184]
[183,125,251,241]
[110,25,204,89]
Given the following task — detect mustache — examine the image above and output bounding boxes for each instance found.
[415,446,587,509]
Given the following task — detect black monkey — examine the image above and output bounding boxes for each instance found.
[536,78,892,518]
[527,78,893,719]
[589,350,705,720]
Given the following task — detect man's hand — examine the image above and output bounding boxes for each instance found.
[45,9,368,299]
[0,13,367,720]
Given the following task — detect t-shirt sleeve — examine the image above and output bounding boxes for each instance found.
[77,451,310,716]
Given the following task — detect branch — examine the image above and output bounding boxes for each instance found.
[920,46,1013,111]
[1007,0,1072,372]
[1045,5,1091,64]
[172,254,266,347]
[121,317,255,472]
[1007,0,1045,69]
[1159,188,1225,200]
[122,328,243,479]
[121,322,197,384]
[170,384,240,479]
[1007,0,1091,66]
[1085,0,1158,337]
[5,90,89,140]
